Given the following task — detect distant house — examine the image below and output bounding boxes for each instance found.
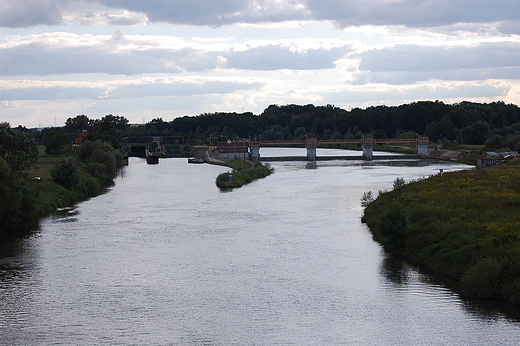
[75,130,89,144]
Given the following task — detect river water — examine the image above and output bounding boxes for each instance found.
[1,148,520,345]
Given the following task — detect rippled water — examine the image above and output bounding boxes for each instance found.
[1,148,520,345]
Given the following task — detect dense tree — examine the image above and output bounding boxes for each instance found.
[169,102,515,145]
[65,115,91,134]
[0,122,39,175]
[0,123,39,228]
[460,121,491,145]
[51,157,80,189]
[44,130,68,153]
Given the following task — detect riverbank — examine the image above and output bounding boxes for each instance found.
[362,159,520,304]
[1,144,124,240]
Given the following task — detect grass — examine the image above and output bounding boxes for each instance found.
[362,158,520,304]
[8,145,113,225]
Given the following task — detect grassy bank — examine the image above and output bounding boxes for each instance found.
[216,161,274,190]
[362,159,520,304]
[1,143,123,238]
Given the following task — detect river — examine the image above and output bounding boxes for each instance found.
[1,148,520,345]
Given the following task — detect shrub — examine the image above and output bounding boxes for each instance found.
[442,138,451,149]
[451,139,459,150]
[378,202,411,252]
[393,177,405,190]
[460,258,502,298]
[361,191,374,209]
[484,135,504,150]
[51,157,80,189]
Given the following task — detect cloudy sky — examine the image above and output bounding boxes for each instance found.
[1,0,519,128]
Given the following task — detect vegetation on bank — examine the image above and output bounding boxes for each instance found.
[216,161,274,190]
[1,123,124,234]
[362,160,520,304]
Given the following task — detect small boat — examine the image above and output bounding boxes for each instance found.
[188,157,205,164]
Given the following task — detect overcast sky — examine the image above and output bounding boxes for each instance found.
[1,0,519,128]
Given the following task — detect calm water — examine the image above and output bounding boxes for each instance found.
[1,148,520,345]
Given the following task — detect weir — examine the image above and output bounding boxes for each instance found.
[259,155,420,162]
[245,134,429,162]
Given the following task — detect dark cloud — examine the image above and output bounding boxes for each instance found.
[2,0,518,29]
[304,0,520,28]
[356,42,520,84]
[225,45,350,70]
[0,42,224,75]
[0,80,262,101]
[0,0,63,27]
[0,86,104,100]
[75,12,145,26]
[354,67,520,85]
[102,0,251,25]
[0,38,347,75]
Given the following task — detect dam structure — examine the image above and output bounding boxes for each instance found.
[233,135,430,162]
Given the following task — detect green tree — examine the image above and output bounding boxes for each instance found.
[460,121,491,145]
[44,130,67,153]
[0,124,38,227]
[0,122,39,175]
[0,158,37,228]
[51,157,80,189]
[78,141,117,186]
[65,115,90,133]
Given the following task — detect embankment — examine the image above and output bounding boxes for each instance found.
[362,159,520,304]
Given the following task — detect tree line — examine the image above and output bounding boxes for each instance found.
[0,121,124,230]
[20,101,520,152]
[136,101,520,150]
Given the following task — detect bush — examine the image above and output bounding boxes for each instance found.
[377,202,411,252]
[460,258,502,298]
[451,139,459,150]
[361,191,374,208]
[442,138,451,149]
[393,177,405,190]
[484,135,504,150]
[51,157,80,189]
[77,140,117,186]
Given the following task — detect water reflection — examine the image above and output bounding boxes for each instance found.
[0,218,40,244]
[50,207,79,223]
[381,253,520,323]
[380,255,410,286]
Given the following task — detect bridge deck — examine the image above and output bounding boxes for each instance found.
[260,155,420,162]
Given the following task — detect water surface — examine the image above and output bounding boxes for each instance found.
[1,148,519,345]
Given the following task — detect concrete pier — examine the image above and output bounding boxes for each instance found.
[305,136,318,161]
[362,134,375,160]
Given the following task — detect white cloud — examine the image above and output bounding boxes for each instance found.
[1,1,519,127]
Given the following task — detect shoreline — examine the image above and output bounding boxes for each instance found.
[362,160,520,305]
